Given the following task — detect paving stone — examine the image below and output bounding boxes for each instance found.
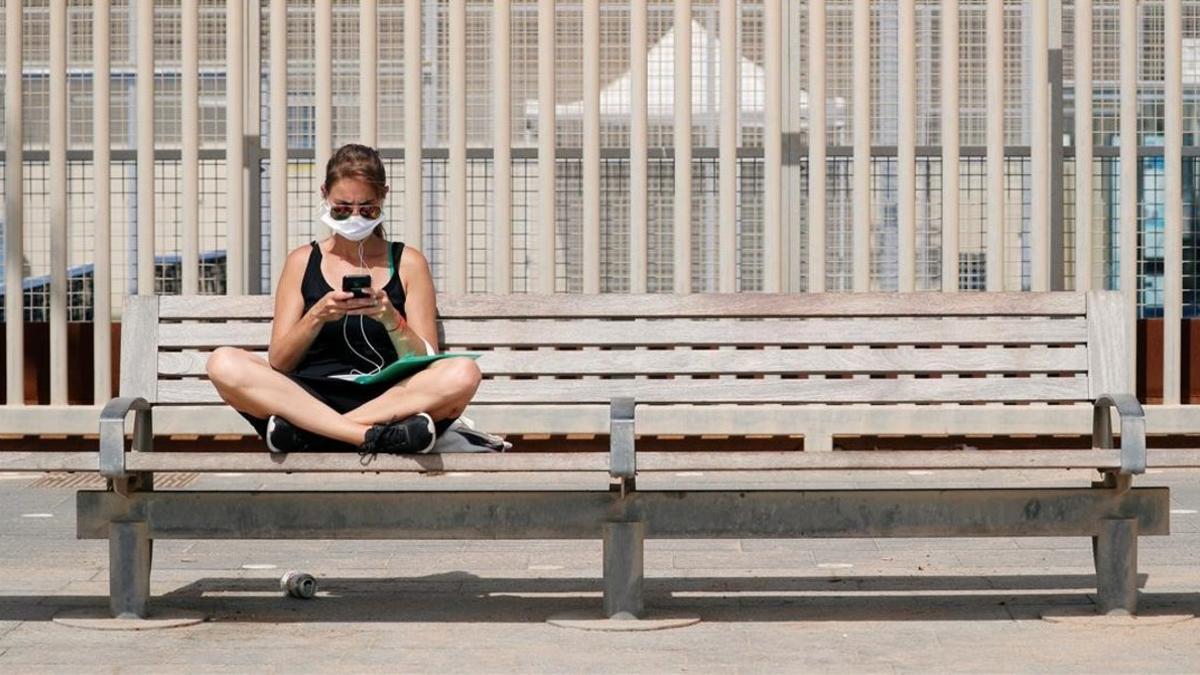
[813,549,962,570]
[740,538,880,552]
[643,539,742,552]
[1012,536,1092,550]
[875,537,1021,551]
[953,549,1095,568]
[384,551,533,574]
[672,550,817,570]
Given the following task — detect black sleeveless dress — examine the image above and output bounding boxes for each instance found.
[295,239,408,378]
[238,239,417,447]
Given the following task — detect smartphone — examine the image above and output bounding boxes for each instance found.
[341,273,373,299]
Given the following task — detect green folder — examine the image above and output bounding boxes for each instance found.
[339,352,481,386]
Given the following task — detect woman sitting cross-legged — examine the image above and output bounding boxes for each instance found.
[207,143,481,456]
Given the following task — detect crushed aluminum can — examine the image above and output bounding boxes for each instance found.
[280,570,318,599]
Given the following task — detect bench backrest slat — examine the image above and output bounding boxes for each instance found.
[155,374,1092,405]
[158,317,1089,350]
[158,292,1087,320]
[159,344,1089,378]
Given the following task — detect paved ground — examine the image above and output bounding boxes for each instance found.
[1,467,1200,673]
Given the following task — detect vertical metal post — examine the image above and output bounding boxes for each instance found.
[448,0,467,295]
[1031,0,1050,291]
[136,0,155,296]
[852,0,871,292]
[985,0,1005,291]
[1074,0,1093,292]
[582,0,601,293]
[245,0,262,294]
[808,0,826,293]
[718,0,737,293]
[782,1,802,292]
[1049,0,1065,290]
[538,0,557,294]
[405,0,423,248]
[630,0,648,294]
[182,0,199,295]
[763,0,782,292]
[1119,0,1137,394]
[1164,0,1183,405]
[5,0,22,405]
[49,0,68,404]
[360,0,378,147]
[495,0,513,294]
[897,0,915,292]
[940,0,959,293]
[269,0,288,292]
[315,0,333,195]
[226,0,246,295]
[674,0,692,294]
[602,520,645,619]
[94,0,113,402]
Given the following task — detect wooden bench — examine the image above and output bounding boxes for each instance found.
[5,290,1171,622]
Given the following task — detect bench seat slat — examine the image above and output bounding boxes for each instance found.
[146,402,1104,437]
[122,450,1123,472]
[156,374,1093,405]
[158,345,1090,378]
[473,376,1093,403]
[159,317,1090,350]
[1,450,1139,474]
[157,292,1088,320]
[0,452,102,472]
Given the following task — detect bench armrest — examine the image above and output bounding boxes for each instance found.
[609,397,636,480]
[1092,393,1145,475]
[99,397,153,479]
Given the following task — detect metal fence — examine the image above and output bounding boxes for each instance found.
[0,0,1195,413]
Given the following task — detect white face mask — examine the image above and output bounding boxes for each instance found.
[318,201,384,242]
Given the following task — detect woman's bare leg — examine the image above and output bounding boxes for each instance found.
[344,357,481,426]
[206,347,371,445]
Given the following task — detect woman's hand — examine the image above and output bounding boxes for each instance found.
[357,288,407,332]
[307,290,378,324]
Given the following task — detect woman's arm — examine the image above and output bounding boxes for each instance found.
[392,246,439,355]
[267,246,324,372]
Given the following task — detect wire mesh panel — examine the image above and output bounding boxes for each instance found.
[1185,157,1200,317]
[600,157,630,293]
[1005,156,1032,292]
[826,156,854,291]
[736,156,764,291]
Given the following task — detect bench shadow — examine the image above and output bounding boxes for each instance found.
[4,573,1197,623]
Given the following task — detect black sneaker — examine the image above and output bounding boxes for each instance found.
[358,413,437,461]
[265,415,322,454]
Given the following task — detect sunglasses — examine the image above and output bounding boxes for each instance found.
[328,202,383,221]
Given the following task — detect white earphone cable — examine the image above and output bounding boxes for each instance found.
[341,239,388,376]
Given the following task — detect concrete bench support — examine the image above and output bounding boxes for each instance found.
[602,520,645,619]
[1095,517,1138,615]
[109,519,152,620]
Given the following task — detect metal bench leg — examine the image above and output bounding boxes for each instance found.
[1094,517,1137,615]
[603,521,645,619]
[109,519,152,619]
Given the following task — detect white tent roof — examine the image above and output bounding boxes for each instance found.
[524,20,805,120]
